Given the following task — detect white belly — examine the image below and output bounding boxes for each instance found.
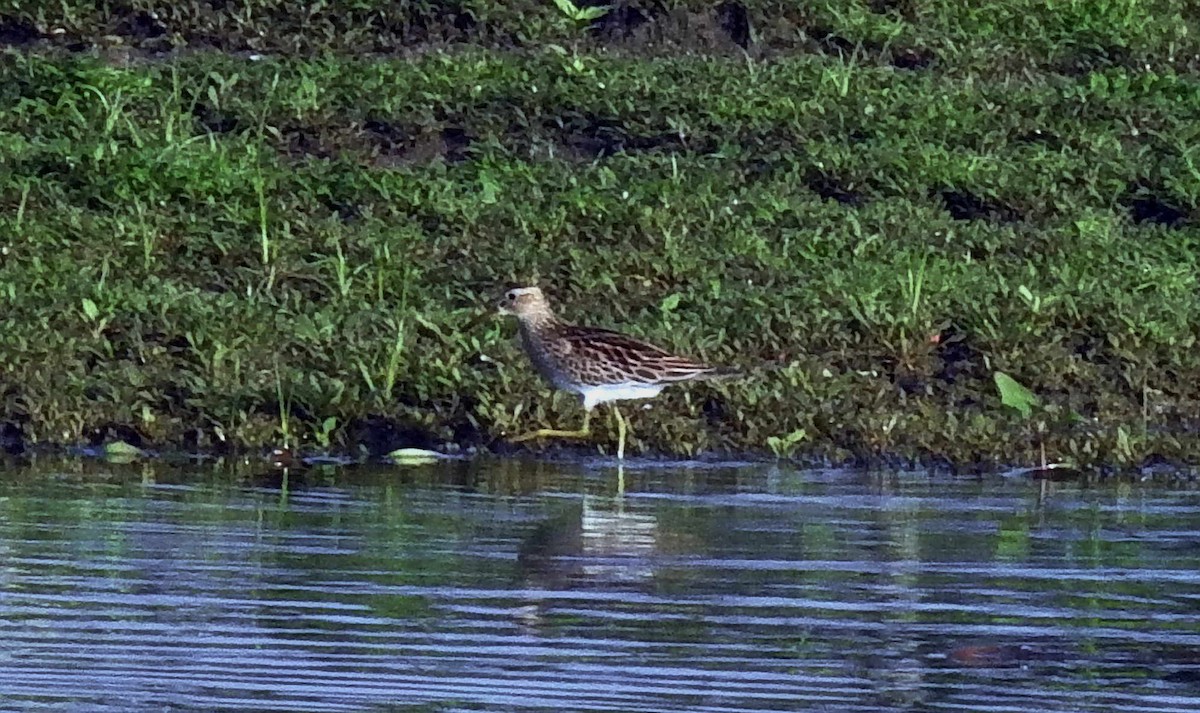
[577,382,665,410]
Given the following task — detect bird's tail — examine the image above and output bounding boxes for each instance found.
[699,365,745,381]
[658,361,789,384]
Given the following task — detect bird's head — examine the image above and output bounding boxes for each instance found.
[497,286,552,320]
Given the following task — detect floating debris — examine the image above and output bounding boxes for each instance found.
[388,447,459,466]
[102,441,144,463]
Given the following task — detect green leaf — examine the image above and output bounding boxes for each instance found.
[577,5,610,20]
[81,297,99,321]
[766,428,807,457]
[660,293,681,313]
[994,371,1038,419]
[479,171,499,204]
[551,0,580,18]
[321,416,338,434]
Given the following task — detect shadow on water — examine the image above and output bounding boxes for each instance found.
[0,456,1199,711]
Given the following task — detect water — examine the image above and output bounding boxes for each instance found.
[1,457,1198,712]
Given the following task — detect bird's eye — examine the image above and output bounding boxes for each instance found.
[505,290,516,301]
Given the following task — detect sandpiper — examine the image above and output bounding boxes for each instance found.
[497,286,736,459]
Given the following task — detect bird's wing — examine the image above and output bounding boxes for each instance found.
[557,325,716,385]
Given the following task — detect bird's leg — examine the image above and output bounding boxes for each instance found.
[612,404,627,460]
[510,409,592,443]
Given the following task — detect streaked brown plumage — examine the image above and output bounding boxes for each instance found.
[497,285,736,459]
[536,324,728,387]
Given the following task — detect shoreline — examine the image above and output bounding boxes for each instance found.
[2,437,1197,481]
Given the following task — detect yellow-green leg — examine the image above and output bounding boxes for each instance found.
[510,409,592,443]
[612,404,627,460]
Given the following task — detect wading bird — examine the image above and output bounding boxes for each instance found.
[497,286,737,459]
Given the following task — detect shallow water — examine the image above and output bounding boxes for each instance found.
[1,457,1198,712]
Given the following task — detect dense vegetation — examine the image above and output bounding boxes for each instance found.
[1,1,1199,467]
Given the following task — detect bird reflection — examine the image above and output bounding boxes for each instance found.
[517,470,659,607]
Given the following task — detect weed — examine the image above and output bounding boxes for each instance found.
[767,428,808,458]
[314,416,338,450]
[253,164,271,269]
[383,316,407,401]
[550,0,610,28]
[994,371,1038,420]
[274,359,292,449]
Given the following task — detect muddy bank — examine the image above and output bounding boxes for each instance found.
[1,2,1199,467]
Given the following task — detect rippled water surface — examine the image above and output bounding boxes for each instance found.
[1,458,1199,712]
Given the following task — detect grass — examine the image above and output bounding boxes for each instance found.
[0,1,1199,467]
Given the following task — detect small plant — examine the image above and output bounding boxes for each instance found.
[659,292,681,331]
[994,371,1038,419]
[384,317,407,397]
[993,371,1054,469]
[79,84,133,140]
[767,428,807,458]
[253,166,271,268]
[330,236,354,299]
[314,416,338,450]
[128,197,157,270]
[903,255,928,325]
[1016,285,1042,315]
[372,242,393,302]
[551,0,609,27]
[275,360,292,449]
[80,297,111,340]
[15,180,30,230]
[895,253,932,363]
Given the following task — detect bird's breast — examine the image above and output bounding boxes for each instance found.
[519,327,576,388]
[580,382,666,410]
